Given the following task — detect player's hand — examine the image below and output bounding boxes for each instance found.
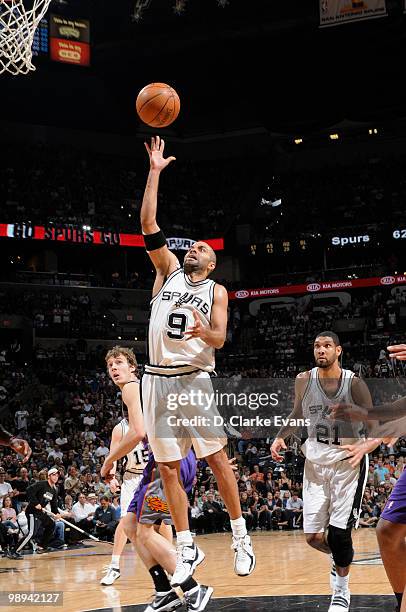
[382,437,398,446]
[341,439,381,468]
[108,477,120,494]
[329,403,369,423]
[228,457,238,472]
[9,437,32,462]
[101,456,114,479]
[144,136,176,172]
[184,309,206,342]
[387,344,406,361]
[271,437,287,462]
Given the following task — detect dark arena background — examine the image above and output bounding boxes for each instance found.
[0,1,406,611]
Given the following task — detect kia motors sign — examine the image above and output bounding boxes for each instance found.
[235,290,250,299]
[307,283,321,292]
[380,276,396,285]
[229,275,406,300]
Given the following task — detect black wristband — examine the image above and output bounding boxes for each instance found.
[143,229,167,251]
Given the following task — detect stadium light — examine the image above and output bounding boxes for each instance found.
[294,138,303,144]
[368,128,378,135]
[329,133,339,140]
[131,0,152,22]
[173,0,187,15]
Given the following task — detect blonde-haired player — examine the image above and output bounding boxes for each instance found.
[100,346,149,585]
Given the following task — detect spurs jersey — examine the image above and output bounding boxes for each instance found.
[301,367,364,466]
[120,418,149,474]
[148,267,216,372]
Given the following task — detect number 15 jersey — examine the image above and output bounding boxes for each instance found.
[148,267,216,372]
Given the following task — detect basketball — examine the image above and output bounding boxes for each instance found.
[136,82,180,128]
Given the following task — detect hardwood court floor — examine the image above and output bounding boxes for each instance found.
[0,529,394,612]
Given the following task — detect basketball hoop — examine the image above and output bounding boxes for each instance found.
[0,0,52,75]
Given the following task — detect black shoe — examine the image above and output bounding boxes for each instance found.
[37,547,51,554]
[144,590,183,612]
[184,585,214,612]
[7,550,23,560]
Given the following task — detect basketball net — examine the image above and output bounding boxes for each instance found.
[0,0,51,75]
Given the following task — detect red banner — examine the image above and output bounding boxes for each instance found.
[0,223,224,251]
[229,276,406,300]
[50,38,90,66]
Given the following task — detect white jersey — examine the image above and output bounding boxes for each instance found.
[301,367,364,466]
[148,267,216,372]
[120,418,149,474]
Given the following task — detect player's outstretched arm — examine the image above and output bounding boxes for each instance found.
[388,343,406,360]
[331,396,406,424]
[141,135,179,290]
[184,284,228,349]
[271,371,309,462]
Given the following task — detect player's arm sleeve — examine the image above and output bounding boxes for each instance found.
[275,373,308,440]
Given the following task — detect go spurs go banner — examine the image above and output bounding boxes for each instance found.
[319,0,387,27]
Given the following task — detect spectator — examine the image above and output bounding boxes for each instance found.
[286,492,303,528]
[239,491,254,532]
[202,492,227,533]
[0,467,13,509]
[72,493,95,532]
[94,440,109,459]
[64,466,81,498]
[93,496,117,542]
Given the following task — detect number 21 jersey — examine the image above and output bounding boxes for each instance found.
[148,267,216,372]
[301,367,364,466]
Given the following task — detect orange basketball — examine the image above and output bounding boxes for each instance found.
[136,82,180,128]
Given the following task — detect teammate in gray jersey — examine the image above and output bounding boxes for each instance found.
[139,135,255,589]
[271,331,388,612]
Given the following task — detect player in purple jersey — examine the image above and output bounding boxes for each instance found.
[331,343,406,612]
[377,344,406,612]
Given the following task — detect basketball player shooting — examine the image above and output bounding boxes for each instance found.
[138,135,255,587]
[271,331,389,612]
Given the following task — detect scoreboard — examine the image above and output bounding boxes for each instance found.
[32,17,49,57]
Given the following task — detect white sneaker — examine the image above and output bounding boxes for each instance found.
[231,534,256,576]
[170,543,205,587]
[100,565,120,586]
[328,587,350,611]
